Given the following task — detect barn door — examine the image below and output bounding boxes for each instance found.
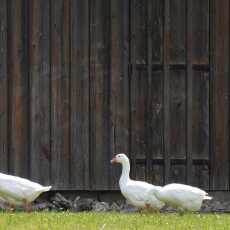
[129,0,229,191]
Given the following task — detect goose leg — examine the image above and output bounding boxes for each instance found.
[23,199,31,212]
[3,198,16,212]
[178,208,185,216]
[6,203,15,212]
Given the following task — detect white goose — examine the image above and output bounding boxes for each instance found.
[111,153,164,211]
[148,183,212,213]
[0,172,51,210]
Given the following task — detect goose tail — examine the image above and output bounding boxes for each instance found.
[37,186,52,193]
[204,195,212,200]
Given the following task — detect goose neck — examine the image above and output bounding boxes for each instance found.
[119,160,130,185]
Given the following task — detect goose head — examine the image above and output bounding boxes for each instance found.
[110,153,129,165]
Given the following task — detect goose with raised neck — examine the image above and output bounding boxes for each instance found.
[111,153,164,211]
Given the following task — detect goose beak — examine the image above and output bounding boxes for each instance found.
[110,157,117,164]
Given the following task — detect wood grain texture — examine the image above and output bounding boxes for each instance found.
[152,0,163,64]
[29,0,51,184]
[70,0,90,190]
[8,0,29,177]
[0,0,229,191]
[163,0,170,184]
[186,0,193,185]
[169,70,186,160]
[151,71,163,161]
[110,0,129,189]
[191,0,209,64]
[50,0,70,189]
[169,0,186,64]
[192,71,209,159]
[90,0,111,190]
[210,0,229,190]
[0,0,8,172]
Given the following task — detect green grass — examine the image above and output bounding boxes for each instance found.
[0,212,229,230]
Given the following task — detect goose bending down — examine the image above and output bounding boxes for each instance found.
[111,153,164,211]
[0,172,51,211]
[148,183,212,213]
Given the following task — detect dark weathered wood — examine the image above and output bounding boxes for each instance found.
[169,0,186,64]
[152,164,164,186]
[8,0,29,177]
[151,71,163,160]
[188,1,210,186]
[0,0,229,191]
[90,0,111,190]
[152,0,163,64]
[191,0,209,64]
[50,0,70,189]
[210,0,229,190]
[150,0,164,185]
[192,71,209,159]
[170,164,186,183]
[130,68,148,179]
[169,70,186,159]
[130,0,151,181]
[136,163,146,181]
[186,0,193,185]
[29,0,51,184]
[131,0,147,65]
[168,70,186,184]
[163,0,170,184]
[146,0,153,183]
[110,0,129,189]
[192,164,209,190]
[0,0,8,172]
[70,0,90,190]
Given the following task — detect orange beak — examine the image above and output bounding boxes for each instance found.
[110,157,117,164]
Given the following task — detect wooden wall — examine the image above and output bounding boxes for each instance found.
[0,0,229,191]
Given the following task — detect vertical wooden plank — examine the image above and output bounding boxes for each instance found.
[186,0,193,185]
[29,0,51,184]
[192,71,209,159]
[90,0,111,190]
[191,71,210,189]
[169,70,186,160]
[191,0,209,64]
[210,0,229,190]
[152,0,163,64]
[146,0,153,183]
[169,0,186,64]
[151,0,164,185]
[151,71,163,161]
[0,0,8,172]
[8,0,29,177]
[169,70,186,183]
[188,0,210,189]
[131,0,147,65]
[130,0,148,180]
[136,163,146,181]
[110,0,129,189]
[170,164,186,183]
[70,0,89,189]
[163,0,170,184]
[50,0,70,189]
[192,164,209,190]
[130,68,148,180]
[152,164,164,186]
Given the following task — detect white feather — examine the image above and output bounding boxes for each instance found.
[150,183,212,212]
[111,153,164,210]
[0,173,52,206]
